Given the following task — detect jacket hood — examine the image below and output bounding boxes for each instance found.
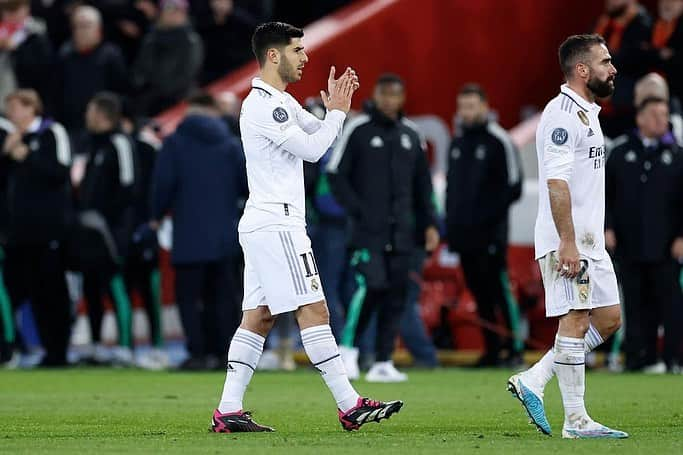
[176,114,231,144]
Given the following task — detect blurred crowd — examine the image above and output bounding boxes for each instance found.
[0,0,682,376]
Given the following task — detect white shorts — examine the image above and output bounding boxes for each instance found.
[240,230,325,315]
[538,251,620,317]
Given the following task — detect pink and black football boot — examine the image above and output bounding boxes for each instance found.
[338,397,403,431]
[210,409,275,433]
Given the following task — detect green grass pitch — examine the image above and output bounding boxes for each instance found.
[1,368,681,454]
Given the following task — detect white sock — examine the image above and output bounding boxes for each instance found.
[584,323,604,352]
[523,323,605,393]
[554,335,588,425]
[522,348,555,395]
[301,325,360,412]
[218,328,265,413]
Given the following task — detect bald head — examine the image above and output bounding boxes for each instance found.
[634,72,670,107]
[72,5,102,51]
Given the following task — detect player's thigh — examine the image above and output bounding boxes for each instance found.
[590,255,620,310]
[240,238,267,313]
[241,231,325,315]
[539,252,590,317]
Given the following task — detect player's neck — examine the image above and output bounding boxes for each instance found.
[566,81,595,104]
[260,68,288,92]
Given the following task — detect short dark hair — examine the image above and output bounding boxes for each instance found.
[558,34,607,78]
[186,90,219,110]
[5,89,43,115]
[637,96,667,112]
[375,73,405,88]
[89,91,122,124]
[458,83,487,101]
[251,22,304,66]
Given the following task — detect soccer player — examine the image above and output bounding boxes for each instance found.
[210,22,403,433]
[507,34,628,439]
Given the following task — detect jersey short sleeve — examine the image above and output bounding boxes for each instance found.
[243,99,299,147]
[540,110,581,182]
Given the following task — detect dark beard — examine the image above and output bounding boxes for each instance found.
[277,58,298,83]
[587,76,615,98]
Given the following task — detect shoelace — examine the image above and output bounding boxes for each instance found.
[363,398,382,408]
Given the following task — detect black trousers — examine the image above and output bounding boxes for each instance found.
[124,254,162,347]
[174,257,240,359]
[619,260,683,369]
[83,267,115,345]
[459,246,515,359]
[4,242,71,365]
[352,251,411,362]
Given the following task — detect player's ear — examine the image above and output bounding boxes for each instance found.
[577,62,589,79]
[267,48,280,65]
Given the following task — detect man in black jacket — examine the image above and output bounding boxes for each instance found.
[606,96,683,372]
[151,92,247,370]
[327,74,439,382]
[0,0,54,113]
[446,84,523,367]
[0,89,72,366]
[77,91,136,364]
[57,5,129,134]
[131,0,203,116]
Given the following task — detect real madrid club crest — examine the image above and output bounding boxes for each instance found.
[661,149,673,165]
[577,259,590,304]
[625,150,637,162]
[577,110,590,126]
[311,278,319,292]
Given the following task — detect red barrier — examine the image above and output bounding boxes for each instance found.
[156,0,604,134]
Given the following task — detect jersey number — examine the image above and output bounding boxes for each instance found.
[299,251,319,278]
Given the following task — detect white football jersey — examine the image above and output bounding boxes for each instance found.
[535,84,607,260]
[238,78,346,233]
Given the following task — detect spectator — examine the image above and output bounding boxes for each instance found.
[196,0,257,84]
[150,92,246,370]
[107,0,159,64]
[215,90,242,136]
[0,0,54,114]
[445,84,524,367]
[634,72,683,144]
[594,0,653,137]
[0,89,72,367]
[303,98,349,342]
[645,0,683,103]
[131,0,203,115]
[77,92,136,365]
[606,96,683,372]
[120,102,166,369]
[327,74,439,382]
[57,5,129,134]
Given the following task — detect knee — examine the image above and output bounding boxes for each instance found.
[240,309,276,337]
[560,311,591,338]
[296,301,329,328]
[604,312,622,336]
